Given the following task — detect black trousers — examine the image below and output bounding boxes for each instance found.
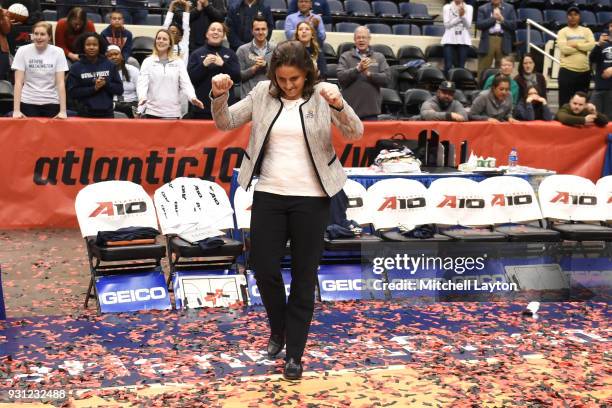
[250,191,330,361]
[558,68,591,107]
[20,103,60,118]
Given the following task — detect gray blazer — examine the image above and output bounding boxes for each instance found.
[211,80,364,197]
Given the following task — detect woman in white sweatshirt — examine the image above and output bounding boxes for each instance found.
[136,28,203,119]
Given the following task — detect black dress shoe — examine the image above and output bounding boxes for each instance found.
[267,334,285,359]
[283,357,303,380]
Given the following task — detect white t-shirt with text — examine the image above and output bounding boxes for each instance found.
[11,44,69,105]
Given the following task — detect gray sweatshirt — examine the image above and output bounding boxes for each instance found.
[469,90,513,121]
[337,48,390,118]
[420,96,468,121]
[236,40,275,97]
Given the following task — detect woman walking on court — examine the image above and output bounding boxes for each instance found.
[210,40,363,380]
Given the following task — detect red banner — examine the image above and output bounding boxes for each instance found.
[0,118,608,229]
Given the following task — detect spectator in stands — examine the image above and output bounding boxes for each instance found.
[483,55,518,105]
[513,85,553,121]
[210,40,363,382]
[56,0,98,19]
[294,21,326,79]
[187,21,239,119]
[420,81,468,121]
[469,75,516,122]
[188,0,226,54]
[285,0,325,44]
[67,32,123,118]
[107,44,138,118]
[226,0,273,51]
[476,0,516,78]
[556,91,609,127]
[0,7,10,81]
[557,6,595,107]
[164,0,191,63]
[55,7,96,63]
[337,26,389,120]
[287,0,331,24]
[137,29,203,119]
[237,16,275,97]
[101,10,133,63]
[11,22,68,118]
[441,0,473,76]
[515,53,547,100]
[116,0,148,25]
[2,0,41,24]
[589,21,612,118]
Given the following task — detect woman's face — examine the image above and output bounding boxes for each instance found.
[84,37,99,59]
[275,64,306,100]
[155,31,171,54]
[522,57,535,74]
[106,49,122,65]
[70,17,83,32]
[493,82,510,101]
[526,87,539,99]
[297,23,313,44]
[206,22,224,46]
[169,25,181,43]
[32,27,50,49]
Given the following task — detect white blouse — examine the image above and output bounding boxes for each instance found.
[441,2,473,46]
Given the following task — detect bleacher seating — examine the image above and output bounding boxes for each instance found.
[392,24,421,36]
[366,23,392,34]
[517,8,543,28]
[336,22,361,33]
[268,0,288,13]
[371,1,402,18]
[328,0,347,16]
[371,43,397,64]
[275,19,286,30]
[345,0,375,18]
[397,45,425,64]
[422,25,445,37]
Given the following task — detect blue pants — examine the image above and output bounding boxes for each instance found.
[443,44,469,75]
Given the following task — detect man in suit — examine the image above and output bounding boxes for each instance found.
[476,0,516,79]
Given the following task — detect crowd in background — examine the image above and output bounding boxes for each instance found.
[0,0,610,126]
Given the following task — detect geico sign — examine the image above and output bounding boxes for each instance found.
[550,192,597,205]
[378,196,426,211]
[89,201,147,217]
[321,279,383,291]
[100,287,167,304]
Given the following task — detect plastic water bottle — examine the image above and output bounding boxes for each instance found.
[508,147,518,168]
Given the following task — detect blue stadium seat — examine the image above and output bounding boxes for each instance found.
[365,23,392,34]
[371,1,402,18]
[328,0,347,16]
[88,13,103,23]
[400,3,434,20]
[337,42,354,56]
[517,8,544,28]
[344,0,375,17]
[268,0,287,13]
[597,11,612,24]
[392,23,421,35]
[422,25,445,36]
[323,42,337,63]
[145,14,163,26]
[275,19,285,30]
[594,0,612,12]
[324,23,333,32]
[515,29,544,55]
[580,10,598,28]
[336,22,361,32]
[543,9,567,29]
[43,9,57,21]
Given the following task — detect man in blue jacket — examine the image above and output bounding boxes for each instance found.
[225,0,273,51]
[187,22,240,119]
[476,0,516,79]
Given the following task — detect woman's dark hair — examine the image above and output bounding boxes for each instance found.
[75,32,107,56]
[66,7,88,36]
[524,85,538,100]
[518,53,536,76]
[267,40,318,98]
[492,74,510,89]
